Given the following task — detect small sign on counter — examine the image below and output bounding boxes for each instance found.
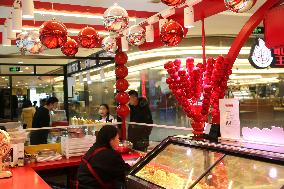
[219,99,240,140]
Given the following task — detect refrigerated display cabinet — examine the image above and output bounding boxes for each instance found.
[127,136,284,189]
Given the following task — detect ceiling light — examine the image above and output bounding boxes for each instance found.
[39,84,42,86]
[17,81,20,84]
[2,26,11,46]
[184,6,194,29]
[6,18,16,40]
[12,3,22,32]
[19,70,23,73]
[25,83,28,85]
[1,77,5,79]
[121,35,129,52]
[22,0,34,19]
[16,85,18,87]
[229,75,262,79]
[146,25,154,42]
[5,79,8,81]
[25,67,29,70]
[18,61,23,64]
[159,19,168,31]
[33,10,137,21]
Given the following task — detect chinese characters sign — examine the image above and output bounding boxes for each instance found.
[249,38,284,69]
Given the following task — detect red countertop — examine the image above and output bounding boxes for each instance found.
[0,167,51,189]
[0,152,142,189]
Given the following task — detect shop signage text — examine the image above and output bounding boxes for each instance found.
[248,38,284,69]
[9,67,20,72]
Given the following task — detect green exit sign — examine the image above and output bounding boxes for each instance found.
[9,67,20,72]
[253,27,264,34]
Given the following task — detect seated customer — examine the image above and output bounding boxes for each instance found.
[77,125,130,189]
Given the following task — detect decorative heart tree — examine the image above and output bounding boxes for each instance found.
[164,56,232,135]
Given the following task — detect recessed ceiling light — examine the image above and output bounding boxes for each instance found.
[25,83,28,85]
[16,85,18,87]
[5,79,8,81]
[17,81,20,84]
[19,70,23,73]
[1,77,5,79]
[39,84,42,86]
[18,61,23,64]
[25,67,29,70]
[31,72,34,74]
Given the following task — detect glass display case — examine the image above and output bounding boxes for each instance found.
[127,136,284,189]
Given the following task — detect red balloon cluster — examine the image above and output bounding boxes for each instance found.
[161,0,186,6]
[160,20,184,46]
[39,20,68,49]
[115,51,130,119]
[78,26,100,48]
[164,56,233,135]
[61,38,79,56]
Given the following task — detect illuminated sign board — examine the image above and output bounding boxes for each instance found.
[248,38,284,69]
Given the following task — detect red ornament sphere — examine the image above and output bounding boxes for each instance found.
[78,27,100,48]
[115,92,130,105]
[116,79,129,92]
[160,20,184,46]
[161,0,186,6]
[116,104,130,118]
[115,65,128,79]
[39,20,68,49]
[61,38,79,56]
[115,51,128,65]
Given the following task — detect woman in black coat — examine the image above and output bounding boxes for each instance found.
[77,125,130,189]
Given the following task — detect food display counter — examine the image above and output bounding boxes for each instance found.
[127,136,284,189]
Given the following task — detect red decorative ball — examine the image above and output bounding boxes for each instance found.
[161,0,186,6]
[61,38,79,56]
[39,20,68,49]
[115,51,128,65]
[78,26,100,48]
[116,104,130,118]
[115,92,130,105]
[160,20,184,46]
[116,79,129,92]
[115,65,128,79]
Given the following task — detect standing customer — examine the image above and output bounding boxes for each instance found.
[98,104,115,123]
[77,125,130,189]
[30,97,59,145]
[128,90,153,152]
[21,100,36,129]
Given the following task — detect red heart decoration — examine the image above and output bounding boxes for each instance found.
[164,56,232,135]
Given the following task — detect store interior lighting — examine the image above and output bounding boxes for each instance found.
[12,1,22,32]
[22,0,34,19]
[184,6,194,28]
[6,17,16,40]
[33,10,137,22]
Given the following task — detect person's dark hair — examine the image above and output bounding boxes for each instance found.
[40,98,47,106]
[46,97,59,105]
[96,125,118,147]
[128,90,138,97]
[100,104,110,114]
[22,100,32,108]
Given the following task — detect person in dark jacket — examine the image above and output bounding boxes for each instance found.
[77,125,130,189]
[30,97,59,145]
[128,90,153,152]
